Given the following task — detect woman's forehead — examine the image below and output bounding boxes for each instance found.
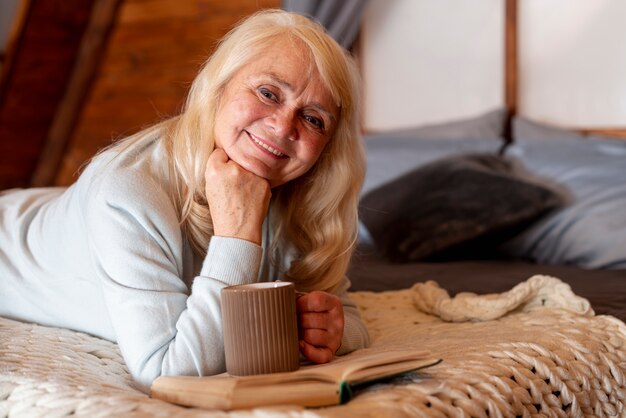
[242,40,325,87]
[255,37,313,70]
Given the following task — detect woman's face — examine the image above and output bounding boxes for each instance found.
[213,38,339,188]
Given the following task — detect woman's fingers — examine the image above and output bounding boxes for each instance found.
[298,311,342,338]
[300,328,333,346]
[299,341,334,364]
[296,291,344,363]
[204,149,271,244]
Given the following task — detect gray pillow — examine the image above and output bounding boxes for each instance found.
[362,136,506,196]
[513,116,582,140]
[361,108,508,196]
[360,154,563,263]
[513,116,618,142]
[373,108,507,141]
[500,118,626,269]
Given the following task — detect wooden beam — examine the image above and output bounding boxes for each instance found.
[504,0,517,115]
[503,0,518,143]
[30,0,121,187]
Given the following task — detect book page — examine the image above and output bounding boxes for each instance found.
[232,349,435,387]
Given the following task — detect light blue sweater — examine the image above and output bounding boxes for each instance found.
[0,130,369,391]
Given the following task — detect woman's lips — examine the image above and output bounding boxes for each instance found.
[247,132,287,158]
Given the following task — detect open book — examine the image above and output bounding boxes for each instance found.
[151,349,441,410]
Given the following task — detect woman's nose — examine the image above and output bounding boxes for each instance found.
[269,108,298,140]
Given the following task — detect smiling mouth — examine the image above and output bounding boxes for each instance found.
[248,133,286,158]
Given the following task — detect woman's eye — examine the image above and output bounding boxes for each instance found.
[304,115,325,130]
[259,88,277,101]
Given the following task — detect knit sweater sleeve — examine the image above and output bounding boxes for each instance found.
[333,276,371,355]
[82,166,261,392]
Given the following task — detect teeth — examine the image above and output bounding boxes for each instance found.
[251,136,284,157]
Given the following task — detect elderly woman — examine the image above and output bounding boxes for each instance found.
[0,9,369,391]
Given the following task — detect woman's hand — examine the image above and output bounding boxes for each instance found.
[205,148,271,245]
[296,291,344,363]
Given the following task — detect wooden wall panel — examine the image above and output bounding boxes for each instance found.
[55,0,279,186]
[0,0,94,190]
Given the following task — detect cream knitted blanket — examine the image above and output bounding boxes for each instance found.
[412,274,593,321]
[1,275,625,417]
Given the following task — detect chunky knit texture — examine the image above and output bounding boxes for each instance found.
[2,276,625,417]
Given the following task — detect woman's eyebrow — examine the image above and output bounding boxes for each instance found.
[266,72,293,90]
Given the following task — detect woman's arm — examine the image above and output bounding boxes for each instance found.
[83,169,263,392]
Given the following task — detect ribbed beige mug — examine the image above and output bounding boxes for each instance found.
[221,282,300,376]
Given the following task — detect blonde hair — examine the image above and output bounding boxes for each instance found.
[159,9,363,292]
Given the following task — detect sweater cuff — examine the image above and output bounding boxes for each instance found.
[200,236,262,286]
[337,314,371,356]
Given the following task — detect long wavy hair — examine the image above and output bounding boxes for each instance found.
[143,10,364,292]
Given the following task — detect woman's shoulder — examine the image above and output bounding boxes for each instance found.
[89,124,165,173]
[71,123,184,248]
[79,125,175,212]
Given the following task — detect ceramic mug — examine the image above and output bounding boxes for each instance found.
[221,281,300,376]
